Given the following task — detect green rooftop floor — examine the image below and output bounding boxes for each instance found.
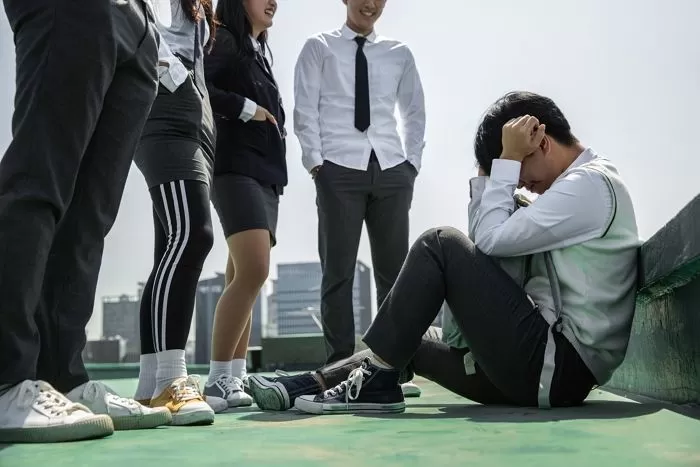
[1,375,699,467]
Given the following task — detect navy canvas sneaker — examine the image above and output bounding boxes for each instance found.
[247,373,322,411]
[294,358,405,415]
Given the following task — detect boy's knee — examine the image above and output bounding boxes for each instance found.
[417,226,469,248]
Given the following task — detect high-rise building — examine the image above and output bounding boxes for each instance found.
[82,337,126,364]
[194,273,264,363]
[266,279,278,337]
[102,293,140,359]
[250,291,263,348]
[194,273,224,364]
[273,261,372,336]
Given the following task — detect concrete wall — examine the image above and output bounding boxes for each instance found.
[606,194,700,405]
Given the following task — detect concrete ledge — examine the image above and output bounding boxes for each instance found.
[637,193,700,303]
[260,335,367,371]
[606,277,700,404]
[85,346,263,379]
[86,364,211,380]
[607,194,700,405]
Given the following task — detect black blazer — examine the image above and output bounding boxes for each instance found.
[204,28,287,187]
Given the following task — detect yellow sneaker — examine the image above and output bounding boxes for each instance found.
[150,376,214,426]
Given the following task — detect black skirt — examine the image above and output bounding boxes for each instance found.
[134,75,215,188]
[211,173,280,246]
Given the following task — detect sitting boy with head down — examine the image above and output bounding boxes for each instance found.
[246,91,641,414]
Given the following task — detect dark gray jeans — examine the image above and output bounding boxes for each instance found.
[0,0,158,391]
[315,154,416,364]
[318,227,596,407]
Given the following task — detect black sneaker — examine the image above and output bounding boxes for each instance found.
[294,358,405,415]
[247,373,322,411]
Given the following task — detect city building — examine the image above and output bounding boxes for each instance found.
[102,292,141,361]
[273,261,372,336]
[194,273,263,364]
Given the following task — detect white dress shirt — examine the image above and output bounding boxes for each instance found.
[468,148,616,257]
[293,24,426,173]
[152,0,209,92]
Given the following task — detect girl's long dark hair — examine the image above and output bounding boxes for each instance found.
[180,0,216,46]
[214,0,273,64]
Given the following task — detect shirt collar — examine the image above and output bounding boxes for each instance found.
[250,35,261,51]
[340,23,377,43]
[569,147,596,169]
[553,147,596,184]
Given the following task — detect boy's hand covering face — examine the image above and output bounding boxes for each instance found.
[500,115,546,163]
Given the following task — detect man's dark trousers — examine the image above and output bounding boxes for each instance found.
[315,153,416,364]
[0,0,159,392]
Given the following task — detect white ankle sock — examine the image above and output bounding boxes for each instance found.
[153,350,187,398]
[207,360,232,386]
[370,354,393,369]
[230,359,246,380]
[134,353,157,400]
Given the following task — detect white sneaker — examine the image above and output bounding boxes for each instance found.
[66,381,172,430]
[204,375,253,408]
[0,380,114,443]
[401,381,422,398]
[203,394,228,413]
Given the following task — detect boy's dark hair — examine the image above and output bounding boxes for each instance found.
[474,91,577,174]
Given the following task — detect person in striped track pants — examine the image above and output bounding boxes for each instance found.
[131,0,227,425]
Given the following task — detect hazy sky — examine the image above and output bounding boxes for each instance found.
[1,0,699,339]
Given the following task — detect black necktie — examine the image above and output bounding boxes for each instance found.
[354,36,370,132]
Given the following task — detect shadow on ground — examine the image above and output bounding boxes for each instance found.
[355,400,665,422]
[237,411,317,422]
[238,400,669,423]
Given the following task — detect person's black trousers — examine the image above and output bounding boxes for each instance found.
[315,154,416,364]
[0,0,159,392]
[317,227,597,408]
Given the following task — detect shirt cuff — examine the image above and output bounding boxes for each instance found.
[302,150,324,173]
[240,98,257,122]
[469,176,487,200]
[158,60,188,93]
[490,159,521,184]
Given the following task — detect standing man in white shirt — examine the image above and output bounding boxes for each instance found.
[293,0,426,375]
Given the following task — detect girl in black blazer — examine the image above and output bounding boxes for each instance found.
[202,0,286,405]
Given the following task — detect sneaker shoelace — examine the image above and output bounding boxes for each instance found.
[170,376,204,403]
[81,381,140,409]
[218,375,244,395]
[18,381,85,417]
[323,365,372,403]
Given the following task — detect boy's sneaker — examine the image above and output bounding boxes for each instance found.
[66,381,172,430]
[203,375,253,408]
[150,376,214,426]
[0,380,114,443]
[401,381,422,398]
[241,375,252,396]
[294,358,405,415]
[247,373,322,411]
